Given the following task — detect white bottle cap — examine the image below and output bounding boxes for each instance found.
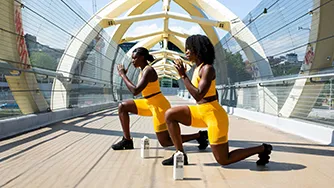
[141,136,149,140]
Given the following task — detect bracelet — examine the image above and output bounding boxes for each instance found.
[181,74,186,79]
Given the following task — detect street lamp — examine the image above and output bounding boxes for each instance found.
[298,26,311,31]
[263,8,268,14]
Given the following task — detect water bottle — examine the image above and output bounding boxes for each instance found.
[173,151,184,180]
[141,136,149,158]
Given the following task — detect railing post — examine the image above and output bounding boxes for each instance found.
[263,85,265,113]
[330,78,333,110]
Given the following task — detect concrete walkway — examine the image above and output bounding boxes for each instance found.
[0,96,333,188]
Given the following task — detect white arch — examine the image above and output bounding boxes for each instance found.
[174,0,219,45]
[280,0,334,118]
[52,0,272,109]
[188,0,273,79]
[111,0,159,43]
[110,0,220,45]
[118,0,272,80]
[106,0,222,80]
[51,0,150,109]
[125,34,187,77]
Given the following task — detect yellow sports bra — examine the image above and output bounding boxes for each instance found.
[191,63,216,98]
[138,65,161,97]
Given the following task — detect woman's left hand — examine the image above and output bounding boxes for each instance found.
[174,59,186,77]
[117,64,127,76]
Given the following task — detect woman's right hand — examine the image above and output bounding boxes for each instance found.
[117,64,127,76]
[174,58,186,78]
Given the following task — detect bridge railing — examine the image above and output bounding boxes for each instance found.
[178,73,334,128]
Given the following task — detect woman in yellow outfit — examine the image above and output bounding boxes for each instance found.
[112,47,208,150]
[162,35,272,166]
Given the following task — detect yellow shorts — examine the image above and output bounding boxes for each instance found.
[188,101,229,145]
[133,93,171,132]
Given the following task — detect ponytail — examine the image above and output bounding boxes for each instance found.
[146,54,154,62]
[133,47,155,62]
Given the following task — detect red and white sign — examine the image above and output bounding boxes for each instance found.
[14,1,30,70]
[304,44,314,65]
[95,35,105,52]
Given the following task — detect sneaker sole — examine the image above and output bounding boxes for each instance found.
[111,145,134,150]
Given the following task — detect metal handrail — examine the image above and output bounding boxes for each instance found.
[0,63,125,87]
[234,72,334,87]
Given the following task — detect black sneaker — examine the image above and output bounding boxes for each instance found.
[256,143,273,166]
[112,137,134,150]
[196,130,209,150]
[162,153,189,166]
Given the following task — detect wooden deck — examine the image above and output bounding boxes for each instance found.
[0,96,333,188]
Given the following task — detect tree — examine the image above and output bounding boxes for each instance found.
[270,62,301,77]
[29,52,57,71]
[225,50,252,83]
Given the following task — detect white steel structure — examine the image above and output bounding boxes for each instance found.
[51,0,272,109]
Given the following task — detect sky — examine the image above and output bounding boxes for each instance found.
[80,0,262,19]
[21,0,311,62]
[78,0,263,39]
[22,0,263,50]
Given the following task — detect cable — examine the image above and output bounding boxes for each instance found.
[246,34,334,66]
[59,0,129,62]
[230,35,334,80]
[222,0,281,47]
[227,0,333,57]
[1,27,113,72]
[0,27,118,74]
[13,0,129,72]
[59,0,107,40]
[225,31,334,80]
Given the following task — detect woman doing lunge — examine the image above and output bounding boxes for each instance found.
[162,35,272,166]
[112,47,208,151]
